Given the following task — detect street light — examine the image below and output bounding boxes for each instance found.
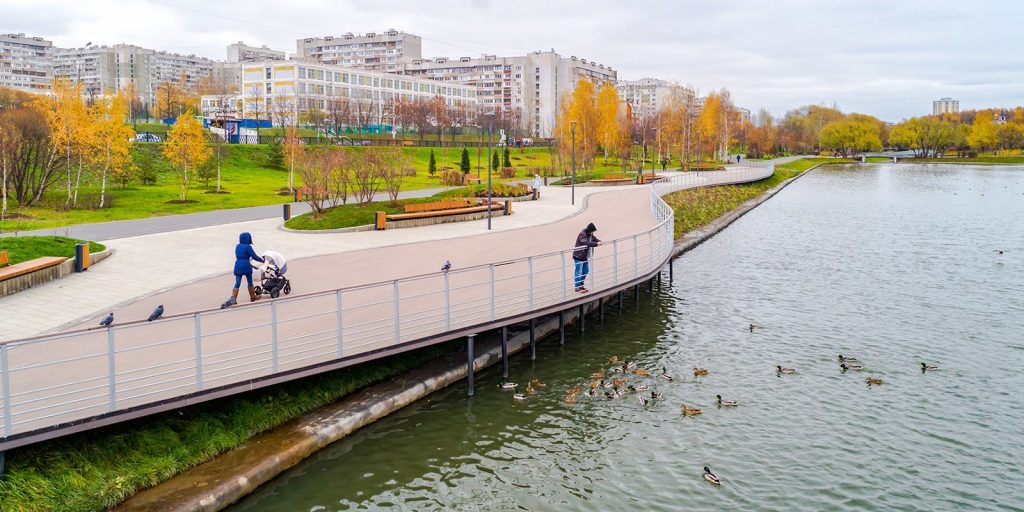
[650,126,658,180]
[485,111,495,230]
[570,120,577,206]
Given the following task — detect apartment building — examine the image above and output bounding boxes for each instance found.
[227,42,285,63]
[0,33,53,92]
[54,43,214,105]
[296,30,421,72]
[403,50,617,136]
[933,97,959,115]
[616,78,696,118]
[233,60,476,127]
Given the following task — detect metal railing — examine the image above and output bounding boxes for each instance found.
[0,165,773,445]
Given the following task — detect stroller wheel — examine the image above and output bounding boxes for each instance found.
[254,286,264,296]
[283,281,291,295]
[270,288,280,299]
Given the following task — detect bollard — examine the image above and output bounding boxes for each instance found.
[282,203,291,221]
[504,200,512,216]
[375,211,387,230]
[74,242,90,272]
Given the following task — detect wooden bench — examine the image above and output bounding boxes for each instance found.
[636,173,663,184]
[403,199,474,214]
[378,201,509,227]
[0,256,68,282]
[0,251,8,267]
[464,174,482,185]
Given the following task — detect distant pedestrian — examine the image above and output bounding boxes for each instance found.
[222,232,264,308]
[572,223,601,293]
[661,159,667,172]
[737,155,742,163]
[533,173,543,192]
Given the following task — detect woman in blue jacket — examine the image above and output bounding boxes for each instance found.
[222,232,264,308]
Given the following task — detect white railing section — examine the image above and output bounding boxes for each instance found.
[0,165,773,441]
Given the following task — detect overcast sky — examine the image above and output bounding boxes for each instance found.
[2,0,1020,122]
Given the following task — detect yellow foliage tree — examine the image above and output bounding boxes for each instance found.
[555,79,600,170]
[163,112,212,202]
[283,124,300,192]
[596,82,625,163]
[34,78,90,207]
[88,91,136,208]
[695,94,721,161]
[967,114,999,151]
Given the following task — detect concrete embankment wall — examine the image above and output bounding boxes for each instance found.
[0,249,113,297]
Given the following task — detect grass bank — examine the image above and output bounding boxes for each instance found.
[282,196,443,230]
[0,236,106,265]
[0,342,455,512]
[664,158,848,238]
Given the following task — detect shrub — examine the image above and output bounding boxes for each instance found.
[267,140,285,169]
[440,169,463,186]
[502,147,511,167]
[500,167,516,179]
[474,183,529,197]
[460,147,471,174]
[428,149,437,175]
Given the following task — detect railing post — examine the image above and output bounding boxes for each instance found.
[527,257,534,310]
[107,328,116,412]
[444,272,451,331]
[194,314,203,391]
[271,301,279,373]
[613,239,619,286]
[561,251,568,299]
[335,290,344,358]
[393,280,401,344]
[489,264,496,321]
[1,344,12,437]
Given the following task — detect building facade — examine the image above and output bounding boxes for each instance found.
[616,78,695,118]
[403,50,617,136]
[296,30,422,72]
[232,60,477,128]
[0,33,53,92]
[227,42,285,63]
[933,97,959,115]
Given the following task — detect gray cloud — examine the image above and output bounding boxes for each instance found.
[1,0,1020,121]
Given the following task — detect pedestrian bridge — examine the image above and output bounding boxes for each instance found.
[0,164,773,455]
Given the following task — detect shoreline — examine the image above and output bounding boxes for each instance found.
[112,163,819,512]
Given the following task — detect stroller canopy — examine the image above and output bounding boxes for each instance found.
[261,250,287,271]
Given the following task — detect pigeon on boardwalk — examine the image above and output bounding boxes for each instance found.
[147,305,164,322]
[99,312,114,327]
[441,260,451,272]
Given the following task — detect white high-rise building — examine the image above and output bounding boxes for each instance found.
[227,42,285,63]
[616,78,695,118]
[932,97,959,115]
[403,50,617,136]
[0,33,53,92]
[296,30,422,72]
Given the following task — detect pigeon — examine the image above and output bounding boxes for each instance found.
[99,312,114,327]
[441,260,451,272]
[147,305,164,322]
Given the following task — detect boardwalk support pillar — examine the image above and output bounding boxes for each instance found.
[669,261,674,283]
[579,304,586,334]
[501,327,509,380]
[599,298,605,323]
[529,319,537,361]
[635,284,640,306]
[618,290,624,313]
[467,334,476,397]
[559,311,565,346]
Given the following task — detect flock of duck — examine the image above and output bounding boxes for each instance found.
[494,323,944,487]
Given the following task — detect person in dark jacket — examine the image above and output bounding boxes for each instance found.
[572,222,601,293]
[222,232,264,308]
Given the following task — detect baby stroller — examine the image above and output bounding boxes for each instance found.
[253,250,291,299]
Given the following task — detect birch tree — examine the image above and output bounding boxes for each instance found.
[163,112,211,202]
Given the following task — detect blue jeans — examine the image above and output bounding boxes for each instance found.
[574,260,589,289]
[233,271,253,289]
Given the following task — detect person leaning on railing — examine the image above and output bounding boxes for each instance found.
[572,223,601,293]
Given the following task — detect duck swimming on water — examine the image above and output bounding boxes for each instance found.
[921,362,940,371]
[703,466,721,485]
[838,354,859,362]
[716,395,739,406]
[776,365,796,374]
[658,367,674,381]
[693,367,709,377]
[840,363,863,371]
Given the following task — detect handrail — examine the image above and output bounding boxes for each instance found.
[0,165,772,443]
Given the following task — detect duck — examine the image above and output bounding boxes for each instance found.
[838,354,859,362]
[776,365,796,374]
[608,355,619,364]
[865,377,883,386]
[658,367,674,381]
[610,365,625,373]
[638,394,650,406]
[681,403,704,416]
[693,367,709,377]
[566,384,583,394]
[526,383,536,395]
[703,466,721,485]
[590,380,602,391]
[564,394,577,404]
[921,362,940,371]
[591,371,606,379]
[716,394,739,407]
[611,378,627,388]
[513,393,527,400]
[840,363,863,371]
[749,323,761,333]
[625,360,638,370]
[650,390,663,401]
[498,381,518,390]
[633,382,650,392]
[602,380,614,389]
[530,379,546,388]
[632,368,651,377]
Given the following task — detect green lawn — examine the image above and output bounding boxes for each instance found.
[283,197,441,230]
[0,236,106,265]
[663,157,847,237]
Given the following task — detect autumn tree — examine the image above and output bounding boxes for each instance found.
[888,117,962,158]
[555,79,599,169]
[967,114,999,152]
[818,115,882,157]
[2,89,60,206]
[283,123,300,192]
[596,82,624,163]
[88,91,136,207]
[997,122,1023,150]
[163,112,212,202]
[35,78,88,207]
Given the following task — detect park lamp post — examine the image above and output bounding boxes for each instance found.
[486,111,495,230]
[570,120,577,206]
[650,126,658,180]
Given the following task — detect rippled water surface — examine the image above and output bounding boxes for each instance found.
[230,164,1024,511]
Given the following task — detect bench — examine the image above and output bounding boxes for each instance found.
[403,199,474,214]
[689,163,724,172]
[463,174,482,185]
[0,251,8,267]
[0,256,68,282]
[377,201,509,228]
[636,173,663,184]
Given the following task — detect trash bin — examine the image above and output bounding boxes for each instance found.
[74,242,90,272]
[283,203,292,221]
